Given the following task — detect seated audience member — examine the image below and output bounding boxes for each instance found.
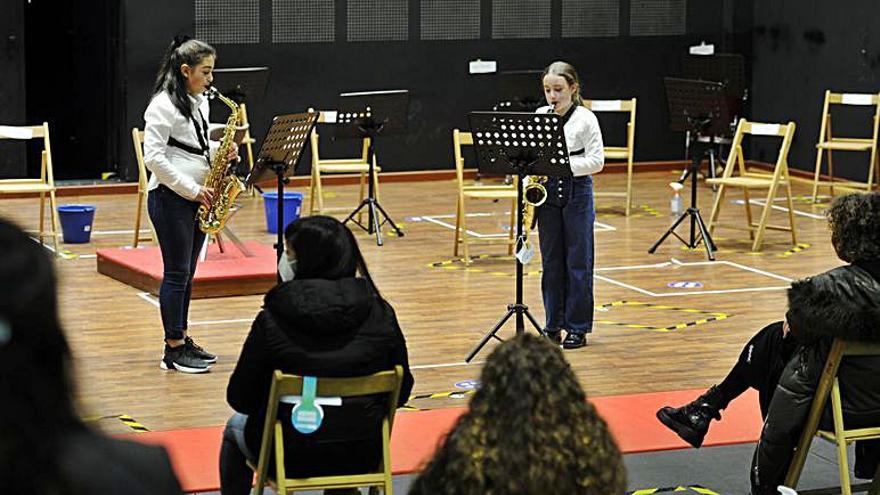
[409,333,627,495]
[656,192,880,494]
[220,215,414,495]
[0,218,182,494]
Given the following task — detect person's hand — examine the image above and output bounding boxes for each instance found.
[195,186,214,208]
[226,142,240,163]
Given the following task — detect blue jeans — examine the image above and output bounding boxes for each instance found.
[219,413,257,495]
[147,185,205,341]
[537,175,595,335]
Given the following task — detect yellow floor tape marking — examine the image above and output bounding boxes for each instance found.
[597,300,730,333]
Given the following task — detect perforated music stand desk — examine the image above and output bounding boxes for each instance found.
[247,111,319,271]
[465,111,571,362]
[335,89,409,245]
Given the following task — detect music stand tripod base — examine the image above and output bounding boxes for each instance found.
[647,159,718,261]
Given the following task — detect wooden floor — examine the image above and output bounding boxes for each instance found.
[0,170,844,434]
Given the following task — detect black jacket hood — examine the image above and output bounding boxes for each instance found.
[787,264,880,342]
[263,277,374,337]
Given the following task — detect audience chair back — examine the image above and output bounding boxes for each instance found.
[0,122,60,255]
[452,128,517,264]
[308,109,379,223]
[583,98,638,215]
[706,119,798,252]
[811,91,880,202]
[784,339,880,495]
[254,366,404,495]
[131,128,156,247]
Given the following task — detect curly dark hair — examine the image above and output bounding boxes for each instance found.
[827,192,880,263]
[409,334,627,495]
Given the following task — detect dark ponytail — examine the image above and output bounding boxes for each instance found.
[152,36,216,119]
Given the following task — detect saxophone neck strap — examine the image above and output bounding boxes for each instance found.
[167,136,206,157]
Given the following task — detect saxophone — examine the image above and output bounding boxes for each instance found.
[520,106,554,236]
[198,87,244,235]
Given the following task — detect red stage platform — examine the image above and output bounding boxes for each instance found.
[96,241,277,298]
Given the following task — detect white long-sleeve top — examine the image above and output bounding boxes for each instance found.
[536,104,604,177]
[143,92,219,200]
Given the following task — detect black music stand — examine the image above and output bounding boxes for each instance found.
[494,69,544,112]
[336,89,408,246]
[211,67,270,104]
[649,78,725,261]
[464,111,572,362]
[247,111,319,278]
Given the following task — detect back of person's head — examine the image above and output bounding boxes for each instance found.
[0,218,81,492]
[827,192,880,264]
[411,333,627,494]
[283,215,383,294]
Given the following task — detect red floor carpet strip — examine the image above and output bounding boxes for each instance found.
[127,388,762,493]
[97,241,277,298]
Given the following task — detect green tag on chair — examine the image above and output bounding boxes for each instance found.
[290,376,324,434]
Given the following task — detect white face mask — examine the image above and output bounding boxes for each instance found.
[278,252,297,282]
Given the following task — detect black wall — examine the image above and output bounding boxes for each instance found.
[750,0,880,180]
[117,0,734,181]
[24,0,121,180]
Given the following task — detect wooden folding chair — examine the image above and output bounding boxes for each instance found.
[252,366,403,495]
[811,91,880,202]
[452,129,517,264]
[706,119,798,252]
[130,128,157,247]
[308,110,380,222]
[0,122,61,255]
[583,98,637,215]
[784,339,880,495]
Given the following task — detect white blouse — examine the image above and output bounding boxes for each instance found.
[143,92,219,200]
[536,104,604,177]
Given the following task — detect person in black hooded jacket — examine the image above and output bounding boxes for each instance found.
[219,215,414,495]
[655,192,880,494]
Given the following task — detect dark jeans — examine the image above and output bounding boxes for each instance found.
[537,175,595,335]
[147,185,205,341]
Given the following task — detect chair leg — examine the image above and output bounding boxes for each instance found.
[312,167,324,215]
[785,180,798,246]
[829,379,853,495]
[49,190,60,255]
[828,148,835,198]
[707,184,726,236]
[453,196,463,257]
[752,183,779,252]
[134,191,145,248]
[625,155,634,216]
[39,192,46,245]
[742,188,755,241]
[461,199,471,265]
[812,146,824,202]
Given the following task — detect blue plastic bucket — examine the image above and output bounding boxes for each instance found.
[263,192,303,234]
[57,204,96,243]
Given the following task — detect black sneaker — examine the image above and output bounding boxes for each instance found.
[161,344,212,373]
[541,328,563,345]
[185,337,217,364]
[656,386,722,448]
[562,332,587,349]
